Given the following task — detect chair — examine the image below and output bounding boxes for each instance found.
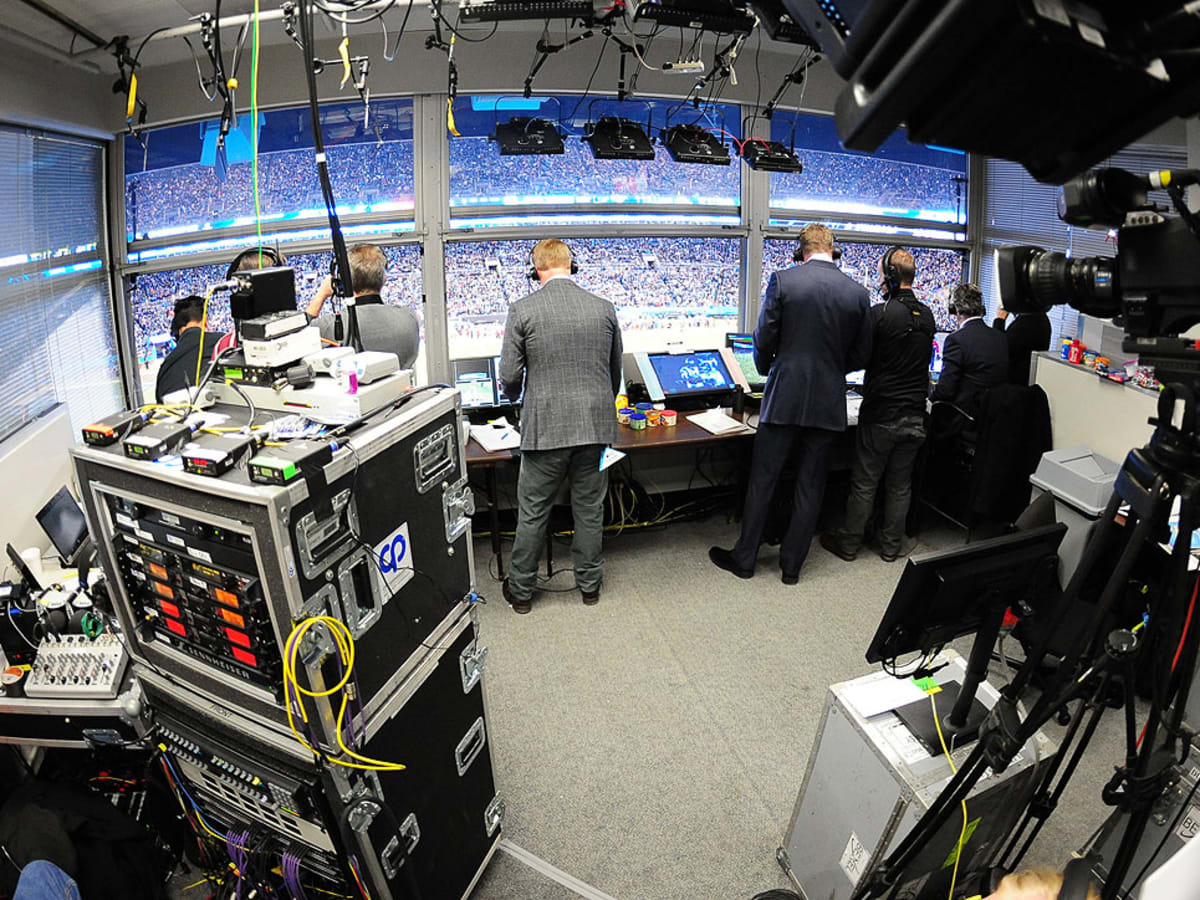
[918,384,1052,539]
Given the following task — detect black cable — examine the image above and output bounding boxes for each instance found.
[381,0,415,61]
[1125,773,1200,894]
[565,35,610,123]
[133,26,174,63]
[223,379,258,428]
[429,0,498,42]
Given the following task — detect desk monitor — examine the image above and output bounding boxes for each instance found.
[490,356,524,406]
[723,334,765,394]
[846,369,865,388]
[647,350,735,398]
[452,357,497,408]
[36,487,89,565]
[866,522,1066,753]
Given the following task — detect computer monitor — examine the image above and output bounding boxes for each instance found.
[931,331,950,377]
[866,522,1066,752]
[846,369,866,387]
[35,487,89,565]
[452,358,497,409]
[725,335,765,392]
[647,351,735,398]
[490,356,523,406]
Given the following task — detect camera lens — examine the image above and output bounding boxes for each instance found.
[996,246,1118,318]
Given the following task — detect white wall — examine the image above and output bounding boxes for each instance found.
[0,407,76,563]
[1033,354,1157,464]
[0,38,115,138]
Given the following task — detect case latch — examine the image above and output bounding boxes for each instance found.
[484,795,505,837]
[443,479,475,543]
[459,641,487,693]
[381,813,420,880]
[455,717,487,776]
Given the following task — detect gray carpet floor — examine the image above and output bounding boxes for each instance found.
[469,516,1128,899]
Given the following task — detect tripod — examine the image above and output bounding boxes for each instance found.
[852,383,1200,900]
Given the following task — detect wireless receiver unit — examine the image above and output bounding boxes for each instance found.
[180,432,262,478]
[122,421,195,461]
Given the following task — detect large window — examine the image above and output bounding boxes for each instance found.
[445,237,739,359]
[0,128,121,442]
[125,99,415,251]
[762,239,966,330]
[130,244,423,395]
[768,114,967,226]
[448,96,741,225]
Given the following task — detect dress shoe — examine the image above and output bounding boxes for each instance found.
[879,538,918,563]
[502,579,531,614]
[581,587,601,605]
[781,571,800,586]
[709,547,753,579]
[819,533,857,562]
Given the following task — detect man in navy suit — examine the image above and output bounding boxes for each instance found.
[710,224,873,585]
[930,283,1008,417]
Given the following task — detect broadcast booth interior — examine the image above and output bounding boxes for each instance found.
[1,0,1200,898]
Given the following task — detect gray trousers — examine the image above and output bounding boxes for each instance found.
[508,444,608,601]
[832,415,926,556]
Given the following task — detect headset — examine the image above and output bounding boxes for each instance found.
[792,243,843,263]
[526,245,579,281]
[881,245,906,298]
[169,295,205,341]
[225,245,285,279]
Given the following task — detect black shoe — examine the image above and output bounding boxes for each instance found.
[781,571,799,586]
[581,588,600,605]
[502,579,531,614]
[709,547,753,579]
[879,538,917,563]
[819,533,857,562]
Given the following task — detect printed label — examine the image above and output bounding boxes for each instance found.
[161,513,181,526]
[189,576,208,590]
[166,534,185,547]
[135,528,153,542]
[115,513,134,528]
[189,547,213,564]
[1176,804,1200,842]
[373,521,413,600]
[839,832,869,886]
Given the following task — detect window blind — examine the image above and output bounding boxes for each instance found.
[0,127,122,444]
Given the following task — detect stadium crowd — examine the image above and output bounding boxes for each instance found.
[770,150,963,217]
[763,239,964,330]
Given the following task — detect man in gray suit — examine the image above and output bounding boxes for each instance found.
[306,243,421,369]
[498,239,623,614]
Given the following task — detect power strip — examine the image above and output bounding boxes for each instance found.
[25,633,128,699]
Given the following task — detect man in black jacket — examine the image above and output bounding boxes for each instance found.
[930,283,1008,418]
[710,224,873,584]
[154,296,223,403]
[822,247,935,563]
[993,306,1051,385]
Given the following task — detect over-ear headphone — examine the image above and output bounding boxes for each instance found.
[793,243,843,263]
[881,245,905,298]
[527,246,579,281]
[226,246,284,279]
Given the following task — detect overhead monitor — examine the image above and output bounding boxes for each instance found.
[36,486,90,565]
[452,358,497,408]
[647,351,735,398]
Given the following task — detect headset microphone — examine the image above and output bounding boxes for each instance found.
[881,246,905,299]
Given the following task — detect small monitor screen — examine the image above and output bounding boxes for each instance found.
[931,332,950,375]
[36,487,88,562]
[729,339,765,389]
[725,332,752,347]
[649,351,735,396]
[491,356,524,406]
[846,369,866,386]
[453,358,497,408]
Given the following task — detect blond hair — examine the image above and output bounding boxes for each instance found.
[797,223,835,258]
[347,243,387,294]
[531,238,572,273]
[990,867,1100,900]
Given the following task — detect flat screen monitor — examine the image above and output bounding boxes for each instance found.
[846,369,866,387]
[490,356,523,406]
[865,523,1066,664]
[647,351,735,397]
[35,487,89,565]
[452,358,497,409]
[725,332,752,347]
[931,331,950,376]
[727,337,765,391]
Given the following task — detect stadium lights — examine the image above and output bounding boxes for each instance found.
[582,117,656,161]
[490,117,566,155]
[661,124,732,165]
[740,139,804,173]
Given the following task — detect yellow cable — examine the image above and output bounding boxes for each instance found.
[931,691,969,900]
[251,0,263,259]
[195,283,220,390]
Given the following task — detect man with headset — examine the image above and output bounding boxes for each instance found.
[822,247,935,563]
[498,239,623,614]
[154,295,224,403]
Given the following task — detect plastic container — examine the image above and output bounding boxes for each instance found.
[1060,339,1072,360]
[635,402,653,413]
[661,410,677,427]
[617,408,633,425]
[1030,445,1120,582]
[646,410,661,427]
[629,413,647,430]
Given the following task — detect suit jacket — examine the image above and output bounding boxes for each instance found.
[754,260,872,430]
[499,277,623,451]
[993,312,1051,385]
[931,318,1009,417]
[155,327,224,403]
[969,384,1052,524]
[314,296,421,370]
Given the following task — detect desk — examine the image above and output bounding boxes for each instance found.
[466,411,756,577]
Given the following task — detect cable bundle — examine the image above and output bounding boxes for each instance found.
[282,615,406,772]
[282,848,309,899]
[226,828,251,898]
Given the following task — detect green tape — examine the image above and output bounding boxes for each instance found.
[913,676,940,694]
[941,817,982,869]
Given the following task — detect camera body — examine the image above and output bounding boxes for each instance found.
[996,167,1200,383]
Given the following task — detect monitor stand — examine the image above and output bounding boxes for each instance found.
[894,680,990,757]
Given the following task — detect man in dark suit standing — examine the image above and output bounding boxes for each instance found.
[993,305,1051,385]
[710,224,873,585]
[155,296,224,403]
[499,239,623,614]
[930,283,1008,417]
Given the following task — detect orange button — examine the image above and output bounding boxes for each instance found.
[231,648,257,667]
[149,563,168,580]
[165,618,187,637]
[159,600,180,619]
[216,608,245,629]
[225,628,251,649]
[214,588,239,608]
[153,581,174,599]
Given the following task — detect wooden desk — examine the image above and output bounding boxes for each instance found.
[466,412,755,576]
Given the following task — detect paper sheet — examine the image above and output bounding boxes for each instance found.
[843,676,928,719]
[686,409,752,435]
